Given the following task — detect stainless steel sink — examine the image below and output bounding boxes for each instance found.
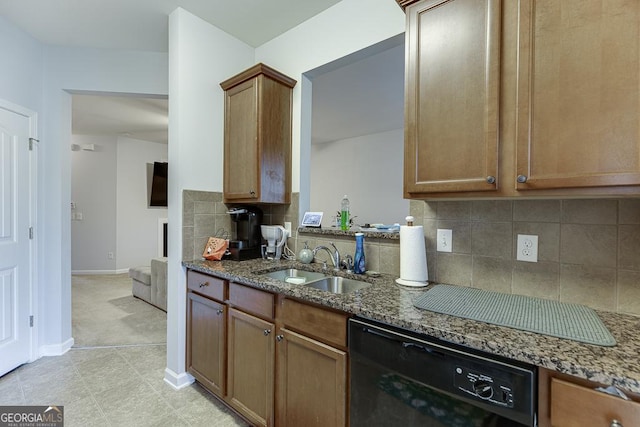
[261,269,328,284]
[261,268,372,294]
[304,276,371,294]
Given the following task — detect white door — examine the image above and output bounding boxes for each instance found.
[0,103,33,376]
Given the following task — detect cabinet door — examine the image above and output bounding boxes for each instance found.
[404,0,501,195]
[550,378,640,427]
[186,292,226,397]
[276,328,347,427]
[516,0,640,190]
[224,78,259,201]
[227,307,274,427]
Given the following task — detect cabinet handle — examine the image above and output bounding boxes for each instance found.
[517,175,528,183]
[611,420,623,427]
[216,309,223,315]
[199,281,209,288]
[263,329,271,336]
[250,190,256,197]
[276,335,284,342]
[486,176,496,184]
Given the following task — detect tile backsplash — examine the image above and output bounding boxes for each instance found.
[181,190,299,261]
[182,192,640,316]
[411,199,640,316]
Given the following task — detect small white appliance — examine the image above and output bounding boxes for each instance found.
[260,225,288,260]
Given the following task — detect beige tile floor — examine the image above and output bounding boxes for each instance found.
[0,344,249,427]
[1,274,248,427]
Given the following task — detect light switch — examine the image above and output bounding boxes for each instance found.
[437,229,453,252]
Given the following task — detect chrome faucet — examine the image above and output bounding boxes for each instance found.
[313,243,340,271]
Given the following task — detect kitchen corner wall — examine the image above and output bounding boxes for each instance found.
[410,198,640,317]
[182,190,300,261]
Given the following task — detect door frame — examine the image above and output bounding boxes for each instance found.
[0,98,38,364]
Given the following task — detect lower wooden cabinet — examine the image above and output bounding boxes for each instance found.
[538,368,640,427]
[550,378,640,427]
[227,307,275,427]
[186,291,226,398]
[276,297,349,427]
[186,271,349,427]
[276,328,347,427]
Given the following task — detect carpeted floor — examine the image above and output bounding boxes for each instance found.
[72,273,167,347]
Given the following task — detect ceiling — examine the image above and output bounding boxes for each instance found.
[0,0,342,51]
[3,0,404,145]
[72,94,169,143]
[311,43,404,144]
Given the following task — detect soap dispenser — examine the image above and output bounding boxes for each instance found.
[353,232,365,274]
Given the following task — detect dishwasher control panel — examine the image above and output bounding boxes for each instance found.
[455,366,515,408]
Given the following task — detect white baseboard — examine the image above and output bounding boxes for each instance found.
[72,269,129,275]
[39,337,74,357]
[163,368,194,390]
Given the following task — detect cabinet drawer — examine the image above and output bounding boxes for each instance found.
[187,270,226,301]
[228,282,274,320]
[280,298,348,348]
[550,378,640,427]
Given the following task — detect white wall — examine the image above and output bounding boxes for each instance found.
[116,137,168,270]
[71,135,118,272]
[165,1,405,385]
[255,0,406,215]
[311,128,408,226]
[0,16,43,113]
[40,46,167,354]
[70,135,168,273]
[166,7,254,387]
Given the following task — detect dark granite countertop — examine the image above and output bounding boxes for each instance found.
[183,258,640,395]
[298,226,400,240]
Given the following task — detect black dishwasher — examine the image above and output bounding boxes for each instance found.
[349,318,537,427]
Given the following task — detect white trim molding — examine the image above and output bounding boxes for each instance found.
[39,337,74,357]
[163,368,194,390]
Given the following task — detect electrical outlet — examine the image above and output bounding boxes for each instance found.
[284,221,292,235]
[517,234,538,262]
[108,252,114,260]
[437,229,453,252]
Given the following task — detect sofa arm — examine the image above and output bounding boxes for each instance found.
[150,257,168,311]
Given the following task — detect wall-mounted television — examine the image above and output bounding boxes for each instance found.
[149,162,168,207]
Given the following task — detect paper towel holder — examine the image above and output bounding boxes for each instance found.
[396,216,429,288]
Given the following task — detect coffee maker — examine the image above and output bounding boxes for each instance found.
[226,206,263,260]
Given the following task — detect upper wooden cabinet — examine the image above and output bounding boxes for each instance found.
[401,0,640,198]
[220,64,296,204]
[403,0,501,195]
[515,0,640,191]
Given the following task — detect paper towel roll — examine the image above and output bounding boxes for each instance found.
[395,225,429,287]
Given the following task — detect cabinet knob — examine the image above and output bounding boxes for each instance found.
[263,329,271,336]
[199,281,209,288]
[611,420,623,427]
[250,190,256,197]
[216,309,223,315]
[517,175,528,183]
[276,335,284,342]
[486,176,496,184]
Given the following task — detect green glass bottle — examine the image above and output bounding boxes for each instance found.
[340,195,350,231]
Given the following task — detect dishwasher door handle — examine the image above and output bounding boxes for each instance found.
[402,341,445,357]
[361,326,444,357]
